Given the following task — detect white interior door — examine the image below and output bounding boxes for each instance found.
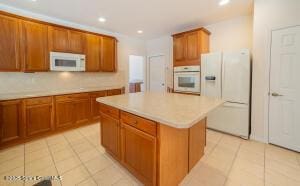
[148,55,166,92]
[269,26,300,152]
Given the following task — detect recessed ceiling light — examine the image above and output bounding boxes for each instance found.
[137,30,143,34]
[219,0,230,6]
[98,17,106,23]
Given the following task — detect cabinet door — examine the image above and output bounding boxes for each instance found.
[48,26,69,52]
[21,21,49,72]
[121,123,156,185]
[100,113,120,159]
[69,30,85,53]
[185,31,199,61]
[91,91,106,121]
[25,104,53,137]
[86,34,101,71]
[173,34,186,66]
[0,100,23,145]
[74,98,91,125]
[101,37,117,72]
[55,101,74,129]
[0,14,20,71]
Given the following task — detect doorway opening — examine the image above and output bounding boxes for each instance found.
[129,55,145,93]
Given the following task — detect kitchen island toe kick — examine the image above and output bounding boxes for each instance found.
[97,92,224,186]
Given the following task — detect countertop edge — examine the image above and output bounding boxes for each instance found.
[96,98,224,129]
[0,86,125,101]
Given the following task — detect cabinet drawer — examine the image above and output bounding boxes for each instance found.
[121,111,156,136]
[99,103,119,119]
[55,93,89,101]
[25,97,52,106]
[90,91,107,97]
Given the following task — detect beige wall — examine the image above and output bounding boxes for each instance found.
[146,15,253,89]
[206,15,253,52]
[0,5,146,94]
[251,0,300,142]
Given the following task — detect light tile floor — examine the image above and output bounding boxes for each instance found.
[0,123,299,186]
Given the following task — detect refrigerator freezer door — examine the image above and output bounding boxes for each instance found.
[201,53,222,98]
[222,49,250,104]
[207,102,249,138]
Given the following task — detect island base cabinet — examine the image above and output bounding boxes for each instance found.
[100,113,120,159]
[121,123,156,186]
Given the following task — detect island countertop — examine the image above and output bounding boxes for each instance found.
[96,92,224,129]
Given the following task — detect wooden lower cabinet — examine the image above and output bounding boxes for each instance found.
[100,104,206,186]
[55,100,74,129]
[74,98,91,125]
[24,97,53,137]
[0,100,23,145]
[90,91,106,121]
[100,113,120,159]
[107,88,122,96]
[0,88,124,149]
[121,123,156,186]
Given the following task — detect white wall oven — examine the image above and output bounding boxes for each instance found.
[50,52,86,71]
[174,66,200,94]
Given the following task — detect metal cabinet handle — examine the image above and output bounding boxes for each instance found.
[271,93,283,97]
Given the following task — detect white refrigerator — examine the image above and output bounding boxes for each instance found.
[201,49,251,139]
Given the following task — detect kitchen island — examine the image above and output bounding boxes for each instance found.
[96,92,223,186]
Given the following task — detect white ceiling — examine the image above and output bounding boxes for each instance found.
[0,0,253,39]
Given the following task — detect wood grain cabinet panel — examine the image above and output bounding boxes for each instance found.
[173,34,186,64]
[0,14,20,71]
[100,113,120,159]
[0,100,23,145]
[74,97,91,125]
[107,89,122,96]
[101,37,117,72]
[24,98,53,137]
[185,32,199,61]
[173,28,210,67]
[85,34,102,71]
[90,91,106,121]
[48,26,69,52]
[121,123,156,186]
[55,100,74,129]
[21,21,49,72]
[69,30,85,53]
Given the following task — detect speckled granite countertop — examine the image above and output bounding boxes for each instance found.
[0,85,124,101]
[97,92,224,129]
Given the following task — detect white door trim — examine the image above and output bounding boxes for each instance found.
[265,25,300,144]
[147,54,167,92]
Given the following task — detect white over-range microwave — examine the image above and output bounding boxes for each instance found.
[174,66,201,94]
[50,52,86,71]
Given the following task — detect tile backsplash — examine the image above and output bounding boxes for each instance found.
[0,71,126,94]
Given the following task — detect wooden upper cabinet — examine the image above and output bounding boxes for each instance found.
[185,32,199,61]
[173,34,186,63]
[69,30,85,53]
[48,26,69,52]
[21,21,49,72]
[48,26,85,54]
[0,100,23,145]
[101,37,117,72]
[85,34,102,71]
[0,14,20,71]
[173,28,210,67]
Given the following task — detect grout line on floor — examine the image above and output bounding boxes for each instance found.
[44,138,62,186]
[63,128,99,186]
[221,137,242,186]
